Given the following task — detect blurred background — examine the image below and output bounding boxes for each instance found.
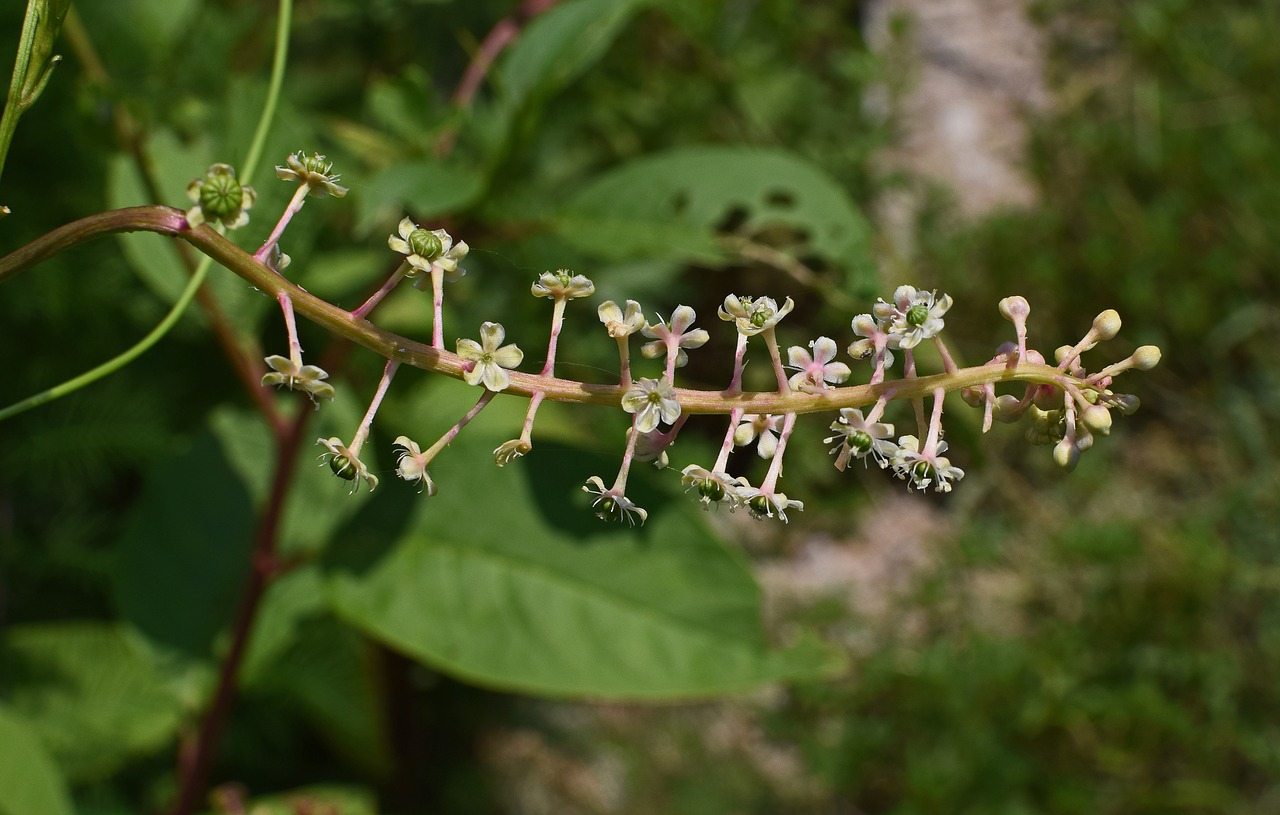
[2,0,1279,812]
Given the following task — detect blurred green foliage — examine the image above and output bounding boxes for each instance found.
[1,0,1278,812]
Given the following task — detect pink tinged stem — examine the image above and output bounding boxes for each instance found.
[864,391,893,426]
[424,390,496,460]
[616,337,633,390]
[278,291,303,368]
[921,388,946,457]
[349,359,400,454]
[431,268,446,351]
[762,327,791,395]
[760,412,797,492]
[904,349,927,439]
[351,263,409,321]
[611,420,642,494]
[255,183,312,264]
[1061,389,1078,447]
[728,333,749,394]
[542,298,567,376]
[519,392,545,445]
[713,407,745,473]
[518,299,568,444]
[871,334,891,385]
[933,335,959,375]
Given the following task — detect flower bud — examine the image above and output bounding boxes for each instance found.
[1081,404,1112,436]
[1053,438,1080,471]
[1111,393,1141,415]
[1131,345,1161,370]
[998,295,1030,322]
[1054,345,1073,364]
[992,394,1026,423]
[1032,384,1062,411]
[1092,309,1122,341]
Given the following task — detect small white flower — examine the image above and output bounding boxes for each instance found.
[316,437,378,493]
[260,355,334,404]
[891,435,965,493]
[824,408,896,471]
[457,322,524,392]
[597,300,645,338]
[620,377,681,433]
[583,476,648,526]
[734,413,783,459]
[874,285,952,349]
[640,305,710,368]
[848,313,896,368]
[680,465,746,510]
[735,482,804,523]
[387,217,469,281]
[717,294,794,336]
[274,151,348,198]
[786,337,852,390]
[493,439,532,467]
[531,269,595,300]
[393,436,437,495]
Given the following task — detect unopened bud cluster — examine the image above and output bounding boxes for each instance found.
[211,153,1161,521]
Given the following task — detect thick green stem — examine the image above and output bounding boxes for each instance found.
[0,205,1096,414]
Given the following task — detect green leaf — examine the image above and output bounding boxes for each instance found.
[0,706,74,815]
[113,432,254,657]
[0,624,187,782]
[326,435,838,700]
[245,611,392,777]
[554,146,874,275]
[356,160,484,235]
[497,0,653,111]
[211,393,373,558]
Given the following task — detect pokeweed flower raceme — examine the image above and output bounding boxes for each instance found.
[131,155,1165,525]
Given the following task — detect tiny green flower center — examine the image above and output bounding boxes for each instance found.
[479,351,495,366]
[911,461,932,481]
[200,176,244,218]
[302,154,332,175]
[748,495,772,516]
[647,390,665,406]
[697,480,725,502]
[597,496,619,519]
[906,304,930,326]
[848,429,872,453]
[329,455,357,480]
[555,270,571,287]
[409,228,443,259]
[750,307,773,328]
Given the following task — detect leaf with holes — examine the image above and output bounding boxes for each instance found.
[553,146,874,279]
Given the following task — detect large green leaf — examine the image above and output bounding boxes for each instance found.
[0,624,187,782]
[497,0,653,112]
[554,146,874,274]
[326,433,837,700]
[0,707,74,815]
[113,432,255,657]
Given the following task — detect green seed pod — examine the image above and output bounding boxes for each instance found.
[329,455,357,480]
[409,228,443,260]
[906,303,930,326]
